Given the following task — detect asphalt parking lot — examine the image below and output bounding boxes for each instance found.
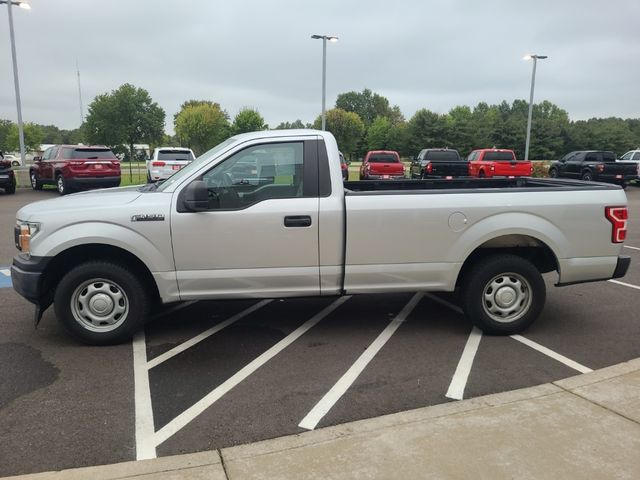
[1,187,639,477]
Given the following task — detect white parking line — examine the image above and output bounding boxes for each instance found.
[608,279,640,291]
[298,292,423,431]
[445,327,483,400]
[147,300,272,369]
[133,331,156,460]
[510,335,592,373]
[623,245,640,251]
[0,269,10,277]
[154,296,352,447]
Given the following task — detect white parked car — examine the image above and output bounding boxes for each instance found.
[4,154,20,167]
[146,147,196,182]
[619,150,640,182]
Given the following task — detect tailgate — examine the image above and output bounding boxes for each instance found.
[605,162,639,176]
[430,162,469,177]
[493,161,532,176]
[370,163,404,175]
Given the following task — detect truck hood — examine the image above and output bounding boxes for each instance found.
[17,186,143,221]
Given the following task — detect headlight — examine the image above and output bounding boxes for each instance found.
[15,220,41,254]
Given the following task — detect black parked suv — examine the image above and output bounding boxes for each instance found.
[549,151,638,187]
[410,148,467,179]
[0,156,16,194]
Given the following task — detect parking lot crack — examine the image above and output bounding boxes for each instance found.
[219,448,231,480]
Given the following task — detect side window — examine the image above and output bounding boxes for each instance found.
[584,153,600,162]
[621,152,632,160]
[48,147,59,160]
[200,142,305,210]
[632,152,640,161]
[62,148,74,159]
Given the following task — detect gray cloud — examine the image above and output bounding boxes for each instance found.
[0,0,638,134]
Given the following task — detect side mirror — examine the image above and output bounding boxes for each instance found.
[183,180,209,211]
[33,156,41,162]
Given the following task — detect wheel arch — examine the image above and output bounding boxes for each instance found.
[41,243,161,308]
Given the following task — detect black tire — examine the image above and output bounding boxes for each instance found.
[6,179,16,194]
[54,261,150,345]
[548,168,558,178]
[460,254,546,335]
[147,171,152,183]
[56,174,68,195]
[581,171,593,181]
[11,160,19,167]
[30,171,42,191]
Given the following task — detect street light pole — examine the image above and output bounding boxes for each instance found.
[311,34,338,131]
[2,0,30,165]
[523,54,547,161]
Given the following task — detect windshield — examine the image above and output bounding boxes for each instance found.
[156,138,237,191]
[484,151,516,161]
[157,150,195,161]
[425,151,461,161]
[368,154,399,163]
[72,148,116,160]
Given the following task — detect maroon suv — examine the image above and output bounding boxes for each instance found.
[30,145,121,195]
[0,157,16,194]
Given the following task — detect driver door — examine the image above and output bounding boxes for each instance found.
[171,139,322,300]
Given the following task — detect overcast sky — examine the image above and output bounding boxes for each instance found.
[1,0,639,134]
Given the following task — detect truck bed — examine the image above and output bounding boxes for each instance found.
[344,177,622,193]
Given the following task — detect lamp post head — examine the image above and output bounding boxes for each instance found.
[18,2,31,9]
[311,34,339,42]
[523,54,548,60]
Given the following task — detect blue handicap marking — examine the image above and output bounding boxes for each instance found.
[0,268,12,289]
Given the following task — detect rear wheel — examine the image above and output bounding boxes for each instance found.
[11,160,19,167]
[581,171,593,181]
[30,171,42,190]
[56,174,68,195]
[478,170,486,178]
[548,168,558,178]
[54,260,150,345]
[460,254,546,335]
[6,178,16,194]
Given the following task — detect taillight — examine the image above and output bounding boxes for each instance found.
[111,161,120,167]
[426,162,433,174]
[596,163,605,173]
[152,161,165,167]
[605,206,628,243]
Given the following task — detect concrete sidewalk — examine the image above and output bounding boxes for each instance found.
[5,358,640,479]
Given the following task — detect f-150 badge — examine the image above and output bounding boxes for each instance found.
[131,214,165,222]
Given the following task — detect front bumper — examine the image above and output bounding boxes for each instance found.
[0,170,15,188]
[11,255,51,305]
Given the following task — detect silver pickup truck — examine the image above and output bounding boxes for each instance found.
[11,130,631,344]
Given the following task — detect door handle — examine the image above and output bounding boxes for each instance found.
[284,215,312,227]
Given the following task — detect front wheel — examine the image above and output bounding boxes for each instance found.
[460,254,546,335]
[548,168,558,178]
[54,261,150,345]
[30,172,42,190]
[5,179,16,194]
[581,171,593,181]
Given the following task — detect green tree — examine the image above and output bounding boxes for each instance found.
[85,83,165,176]
[313,108,365,157]
[406,109,450,154]
[174,103,230,155]
[366,116,393,150]
[232,108,268,135]
[335,89,396,126]
[173,100,218,124]
[5,122,44,151]
[275,120,308,129]
[0,119,12,152]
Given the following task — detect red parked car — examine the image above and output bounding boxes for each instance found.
[467,149,533,178]
[30,145,121,195]
[359,150,404,180]
[0,156,16,194]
